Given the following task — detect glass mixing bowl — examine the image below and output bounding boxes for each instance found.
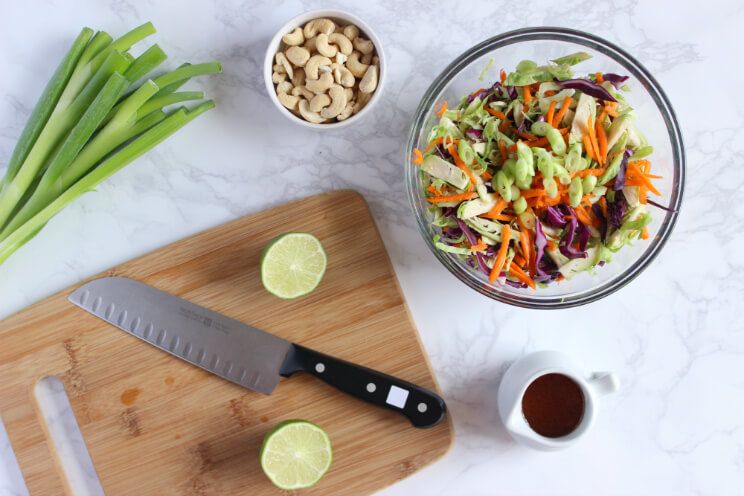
[405,27,685,309]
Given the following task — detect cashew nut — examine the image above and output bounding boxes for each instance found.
[305,55,332,80]
[346,51,369,78]
[291,85,315,100]
[343,25,359,41]
[277,92,299,110]
[299,99,327,123]
[276,81,293,95]
[361,53,373,65]
[344,87,354,101]
[309,93,331,112]
[353,37,374,55]
[275,52,293,80]
[328,33,353,56]
[273,63,285,74]
[272,71,287,84]
[304,36,317,53]
[303,18,335,38]
[335,52,348,65]
[372,55,379,67]
[337,101,354,121]
[290,67,306,87]
[353,90,372,114]
[321,84,347,119]
[305,71,333,93]
[286,46,310,67]
[315,33,338,58]
[282,27,305,46]
[331,63,355,88]
[359,65,378,94]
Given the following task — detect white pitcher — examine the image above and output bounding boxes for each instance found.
[497,350,620,451]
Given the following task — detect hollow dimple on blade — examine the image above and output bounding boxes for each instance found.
[67,277,292,395]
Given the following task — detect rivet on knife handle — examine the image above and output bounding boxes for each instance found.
[280,344,447,428]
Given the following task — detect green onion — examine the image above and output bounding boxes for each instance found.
[0,23,220,264]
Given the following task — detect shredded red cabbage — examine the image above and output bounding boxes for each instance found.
[456,219,478,246]
[545,206,568,228]
[602,73,629,89]
[556,78,617,102]
[592,202,607,241]
[559,209,588,259]
[576,222,591,252]
[607,190,628,229]
[465,128,483,141]
[613,149,634,191]
[475,252,491,275]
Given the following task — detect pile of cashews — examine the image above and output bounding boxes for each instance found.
[272,17,379,124]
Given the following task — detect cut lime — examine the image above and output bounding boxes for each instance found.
[260,420,333,490]
[260,233,327,299]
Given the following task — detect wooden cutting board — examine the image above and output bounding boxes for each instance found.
[0,191,453,495]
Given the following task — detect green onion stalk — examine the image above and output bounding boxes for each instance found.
[0,23,221,263]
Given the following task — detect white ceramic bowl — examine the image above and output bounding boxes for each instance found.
[263,9,386,129]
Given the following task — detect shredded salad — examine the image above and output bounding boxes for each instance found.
[413,52,669,288]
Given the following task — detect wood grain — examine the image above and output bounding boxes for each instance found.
[0,191,453,495]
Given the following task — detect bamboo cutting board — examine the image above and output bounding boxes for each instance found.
[0,191,453,495]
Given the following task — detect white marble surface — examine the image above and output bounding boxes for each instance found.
[1,0,742,494]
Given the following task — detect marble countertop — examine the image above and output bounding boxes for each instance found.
[1,0,742,494]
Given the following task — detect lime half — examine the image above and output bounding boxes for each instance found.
[260,233,327,299]
[260,420,333,490]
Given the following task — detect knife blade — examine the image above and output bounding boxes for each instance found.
[68,277,446,428]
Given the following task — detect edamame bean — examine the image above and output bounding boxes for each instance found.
[569,176,583,208]
[495,170,513,202]
[530,121,552,137]
[582,175,598,193]
[516,174,532,190]
[513,197,528,214]
[543,177,559,198]
[511,185,521,200]
[546,128,566,155]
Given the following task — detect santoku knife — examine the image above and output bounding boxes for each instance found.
[68,277,446,428]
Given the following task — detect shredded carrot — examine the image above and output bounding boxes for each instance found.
[525,137,550,149]
[448,145,477,191]
[546,100,557,127]
[426,185,439,195]
[487,108,507,119]
[509,263,536,289]
[517,129,537,141]
[482,170,493,181]
[427,192,478,204]
[412,148,424,165]
[470,238,488,252]
[627,161,661,195]
[596,119,608,165]
[469,88,485,98]
[544,90,557,97]
[489,224,511,283]
[595,72,604,84]
[604,101,618,117]
[547,239,557,250]
[499,120,512,132]
[582,135,597,161]
[436,100,448,118]
[514,254,527,267]
[500,69,507,83]
[597,109,607,126]
[488,213,515,222]
[641,226,649,240]
[552,95,572,127]
[638,185,648,204]
[572,168,606,178]
[587,116,601,164]
[575,206,599,228]
[519,228,530,263]
[523,85,532,110]
[599,196,609,218]
[484,198,507,219]
[498,140,508,161]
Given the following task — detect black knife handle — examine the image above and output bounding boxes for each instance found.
[280,344,446,428]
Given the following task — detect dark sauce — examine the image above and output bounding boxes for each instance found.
[521,373,585,438]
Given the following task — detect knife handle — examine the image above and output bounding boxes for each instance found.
[280,344,446,428]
